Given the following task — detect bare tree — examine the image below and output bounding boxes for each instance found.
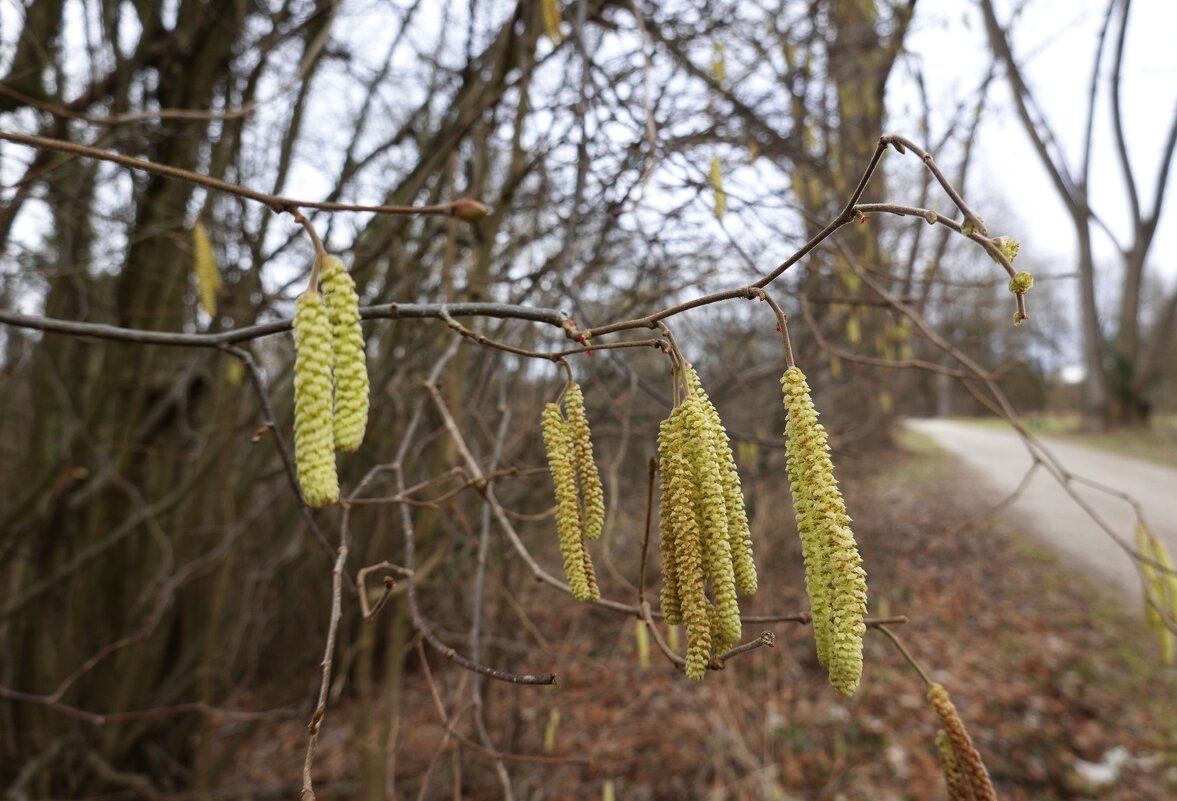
[980,0,1177,429]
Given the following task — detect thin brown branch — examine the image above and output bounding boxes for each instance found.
[0,130,485,219]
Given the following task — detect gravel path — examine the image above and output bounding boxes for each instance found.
[905,418,1177,605]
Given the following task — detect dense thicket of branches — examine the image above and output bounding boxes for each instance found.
[0,1,1071,797]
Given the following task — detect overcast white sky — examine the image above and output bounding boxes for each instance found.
[905,0,1177,281]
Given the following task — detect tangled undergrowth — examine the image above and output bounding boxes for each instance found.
[218,441,1177,800]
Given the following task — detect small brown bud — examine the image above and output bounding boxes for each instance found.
[452,198,489,221]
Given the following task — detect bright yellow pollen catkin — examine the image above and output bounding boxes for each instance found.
[293,292,339,508]
[681,394,741,652]
[320,256,369,453]
[657,415,684,625]
[564,382,605,541]
[192,222,221,318]
[542,403,594,601]
[710,156,726,221]
[928,684,997,801]
[662,404,711,679]
[782,367,867,696]
[686,367,758,597]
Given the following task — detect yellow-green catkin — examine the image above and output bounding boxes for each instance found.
[935,730,975,801]
[686,367,758,597]
[681,394,742,652]
[1138,524,1164,630]
[928,684,997,801]
[781,367,867,696]
[657,414,684,624]
[192,222,221,317]
[662,404,711,679]
[565,382,605,541]
[711,42,726,83]
[635,619,651,669]
[543,708,560,753]
[319,256,369,453]
[580,530,601,602]
[293,292,339,508]
[542,403,594,601]
[710,156,726,221]
[1139,524,1176,664]
[540,0,563,43]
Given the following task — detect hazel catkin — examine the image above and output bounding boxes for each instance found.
[192,222,221,318]
[781,367,867,696]
[686,366,757,597]
[928,684,997,801]
[292,291,339,508]
[320,255,369,453]
[657,415,684,625]
[935,730,975,801]
[681,394,741,652]
[542,403,594,601]
[564,382,605,541]
[662,404,711,679]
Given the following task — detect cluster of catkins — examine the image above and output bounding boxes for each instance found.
[292,255,370,508]
[658,366,758,680]
[1137,522,1177,664]
[541,382,605,601]
[928,683,999,801]
[781,366,867,696]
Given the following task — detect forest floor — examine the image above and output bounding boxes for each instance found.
[217,438,1177,801]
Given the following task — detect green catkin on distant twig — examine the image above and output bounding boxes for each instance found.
[292,291,339,508]
[320,255,369,453]
[710,156,726,221]
[564,382,605,541]
[192,222,221,318]
[781,367,867,696]
[928,684,997,801]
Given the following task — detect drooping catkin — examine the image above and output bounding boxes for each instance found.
[192,222,221,317]
[686,366,757,597]
[540,0,563,43]
[1139,523,1177,664]
[681,395,741,651]
[541,403,593,601]
[1138,524,1164,631]
[319,255,369,453]
[292,292,339,508]
[580,532,601,602]
[634,619,651,669]
[710,156,726,221]
[928,684,997,801]
[564,382,605,541]
[662,404,711,679]
[657,415,684,624]
[935,730,976,801]
[781,367,867,696]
